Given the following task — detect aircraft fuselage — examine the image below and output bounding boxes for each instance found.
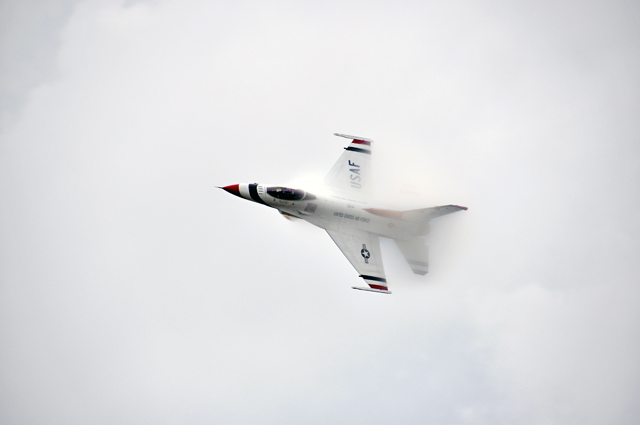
[221,183,427,241]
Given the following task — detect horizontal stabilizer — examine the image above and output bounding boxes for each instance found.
[352,286,392,294]
[403,205,467,222]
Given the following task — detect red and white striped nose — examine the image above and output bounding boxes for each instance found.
[220,183,268,206]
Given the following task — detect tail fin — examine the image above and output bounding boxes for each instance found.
[394,238,429,275]
[381,205,466,276]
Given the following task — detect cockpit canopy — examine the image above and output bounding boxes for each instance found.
[266,186,315,201]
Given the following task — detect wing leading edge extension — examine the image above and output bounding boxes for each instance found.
[326,228,390,294]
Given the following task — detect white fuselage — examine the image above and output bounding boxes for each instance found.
[229,183,426,240]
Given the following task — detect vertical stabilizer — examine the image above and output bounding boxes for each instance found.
[394,239,429,275]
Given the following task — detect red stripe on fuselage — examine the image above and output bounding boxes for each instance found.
[352,139,371,146]
[364,208,404,220]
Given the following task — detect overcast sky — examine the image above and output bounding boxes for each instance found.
[1,1,639,424]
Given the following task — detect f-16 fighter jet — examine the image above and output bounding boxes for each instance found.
[221,133,467,294]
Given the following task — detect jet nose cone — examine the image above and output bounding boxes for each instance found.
[220,184,241,198]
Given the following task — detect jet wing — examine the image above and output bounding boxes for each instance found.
[323,133,373,202]
[326,228,390,294]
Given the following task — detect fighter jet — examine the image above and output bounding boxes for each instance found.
[220,133,467,294]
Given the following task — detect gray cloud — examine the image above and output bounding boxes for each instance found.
[0,0,81,128]
[1,1,639,424]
